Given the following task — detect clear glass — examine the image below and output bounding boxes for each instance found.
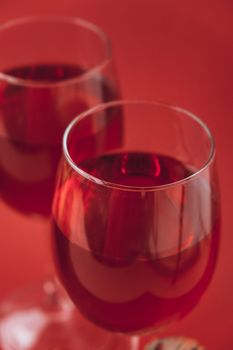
[0,16,120,349]
[52,101,220,349]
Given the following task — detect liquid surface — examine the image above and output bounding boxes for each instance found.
[4,63,85,82]
[52,152,219,333]
[77,152,192,186]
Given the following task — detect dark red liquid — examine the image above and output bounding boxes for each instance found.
[0,63,118,216]
[52,152,219,333]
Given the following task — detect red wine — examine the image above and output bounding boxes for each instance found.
[52,152,219,333]
[0,63,118,216]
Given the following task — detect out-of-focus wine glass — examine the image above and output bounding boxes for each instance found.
[0,16,121,349]
[52,100,220,349]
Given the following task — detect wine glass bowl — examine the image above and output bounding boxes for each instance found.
[0,16,119,217]
[52,101,220,336]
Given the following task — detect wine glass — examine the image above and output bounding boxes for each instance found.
[52,100,220,349]
[0,16,121,349]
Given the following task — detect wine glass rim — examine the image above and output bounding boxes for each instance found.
[63,100,216,192]
[0,15,112,88]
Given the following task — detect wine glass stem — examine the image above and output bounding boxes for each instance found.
[130,336,140,350]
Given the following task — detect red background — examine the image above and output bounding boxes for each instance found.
[0,1,232,349]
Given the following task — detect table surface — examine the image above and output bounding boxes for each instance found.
[0,1,232,349]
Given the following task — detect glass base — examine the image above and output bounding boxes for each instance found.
[0,280,127,350]
[145,336,206,350]
[0,281,205,350]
